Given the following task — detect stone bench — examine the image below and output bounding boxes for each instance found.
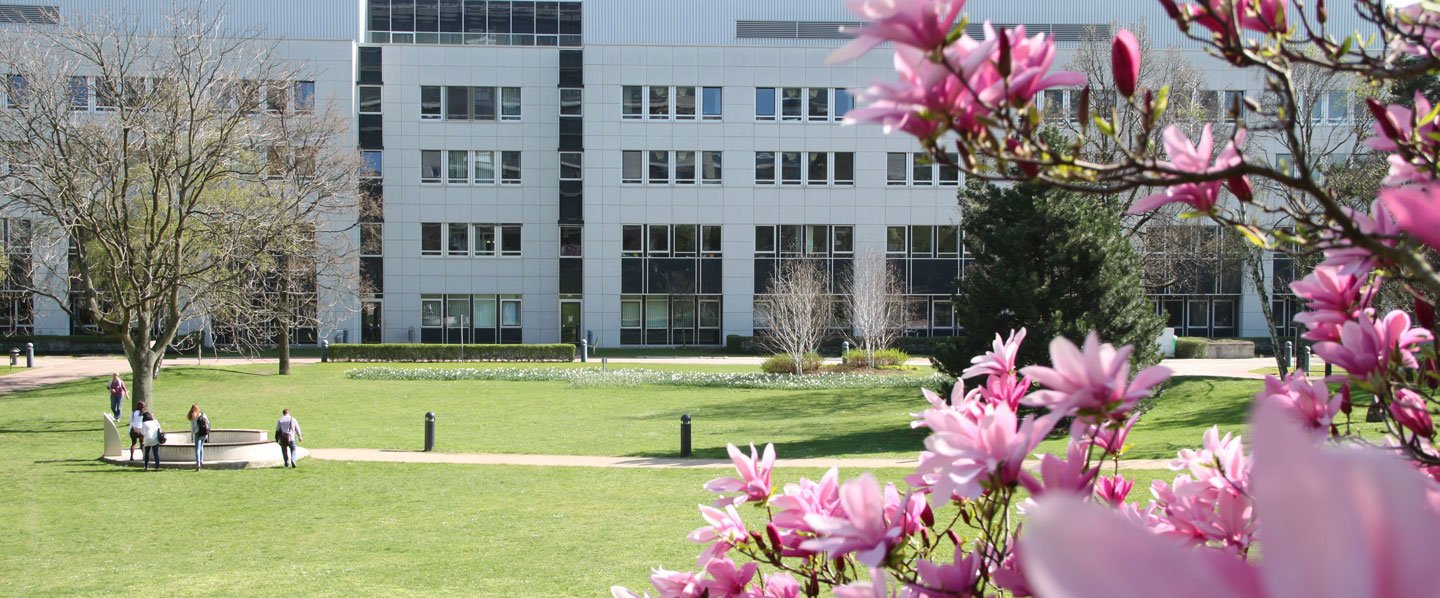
[102,413,306,469]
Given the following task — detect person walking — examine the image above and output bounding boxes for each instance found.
[107,373,127,422]
[141,412,163,471]
[275,409,302,468]
[128,402,147,462]
[187,404,209,471]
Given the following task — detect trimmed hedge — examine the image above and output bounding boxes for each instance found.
[0,334,126,355]
[842,348,911,367]
[328,343,575,363]
[760,352,822,374]
[1174,337,1209,359]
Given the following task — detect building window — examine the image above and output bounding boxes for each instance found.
[675,151,696,184]
[622,224,643,256]
[834,152,854,186]
[560,152,582,180]
[360,223,383,257]
[421,86,442,120]
[560,225,582,257]
[648,150,670,184]
[420,150,443,183]
[702,225,722,256]
[473,86,496,120]
[294,81,315,113]
[501,150,521,184]
[68,76,88,110]
[362,151,383,177]
[913,152,934,186]
[422,222,443,256]
[559,87,582,116]
[359,85,383,114]
[834,88,854,118]
[887,226,906,255]
[648,224,669,255]
[807,152,827,184]
[702,87,722,120]
[780,152,802,185]
[755,87,776,121]
[447,150,469,183]
[649,86,669,119]
[501,224,522,256]
[446,85,471,120]
[807,88,828,121]
[448,223,469,256]
[623,85,643,119]
[755,152,775,184]
[622,151,643,184]
[675,86,695,120]
[473,150,495,184]
[500,86,522,120]
[702,151,722,184]
[939,153,959,186]
[887,153,907,185]
[474,224,497,256]
[781,87,802,121]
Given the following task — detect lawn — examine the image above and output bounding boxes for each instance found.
[25,362,1380,462]
[0,361,1265,595]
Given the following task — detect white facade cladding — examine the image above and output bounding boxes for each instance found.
[8,0,1377,346]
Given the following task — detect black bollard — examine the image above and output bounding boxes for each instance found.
[580,338,588,363]
[321,340,329,363]
[25,342,33,368]
[424,411,435,452]
[680,413,692,457]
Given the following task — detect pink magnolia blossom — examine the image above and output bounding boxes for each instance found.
[1084,413,1139,456]
[1320,200,1400,276]
[992,24,1087,106]
[1171,426,1250,492]
[770,467,842,538]
[1111,29,1140,97]
[688,504,750,565]
[1365,93,1440,186]
[971,373,1030,410]
[1094,474,1133,506]
[829,0,968,63]
[1183,0,1287,36]
[1391,388,1436,439]
[833,568,891,598]
[802,473,904,566]
[1380,184,1440,251]
[1313,310,1434,380]
[1255,372,1341,439]
[960,328,1026,380]
[1391,4,1440,58]
[611,568,706,598]
[1129,126,1247,215]
[907,549,983,597]
[919,400,1057,501]
[1290,265,1369,343]
[760,573,801,598]
[1019,440,1097,500]
[705,443,776,506]
[1023,404,1440,598]
[701,558,759,598]
[988,541,1034,597]
[1019,332,1173,422]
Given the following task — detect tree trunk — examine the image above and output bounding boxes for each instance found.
[792,352,803,375]
[278,325,291,376]
[127,350,159,412]
[1245,248,1287,376]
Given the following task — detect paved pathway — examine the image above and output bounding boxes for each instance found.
[0,355,322,395]
[308,447,1174,471]
[578,355,1283,380]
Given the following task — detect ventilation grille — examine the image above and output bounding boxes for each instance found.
[737,20,862,40]
[0,4,58,25]
[963,23,1111,43]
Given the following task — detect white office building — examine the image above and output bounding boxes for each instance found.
[5,0,1371,346]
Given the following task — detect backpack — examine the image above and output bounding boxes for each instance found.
[197,413,210,437]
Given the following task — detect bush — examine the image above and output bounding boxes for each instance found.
[726,335,759,354]
[760,352,822,374]
[0,334,125,355]
[1174,337,1208,359]
[328,343,575,362]
[843,348,911,367]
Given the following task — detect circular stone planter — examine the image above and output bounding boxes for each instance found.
[101,414,307,469]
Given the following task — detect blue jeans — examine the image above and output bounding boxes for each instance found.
[194,435,205,467]
[280,442,296,467]
[143,445,159,470]
[110,394,122,420]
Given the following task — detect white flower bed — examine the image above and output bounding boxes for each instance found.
[345,366,947,390]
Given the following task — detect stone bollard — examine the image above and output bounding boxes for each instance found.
[601,356,608,372]
[8,348,16,366]
[841,341,850,365]
[680,414,692,458]
[25,342,33,368]
[424,411,436,452]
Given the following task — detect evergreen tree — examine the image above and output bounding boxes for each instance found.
[933,179,1165,378]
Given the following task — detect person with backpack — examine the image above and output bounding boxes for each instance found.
[187,404,209,471]
[107,373,127,422]
[275,409,302,468]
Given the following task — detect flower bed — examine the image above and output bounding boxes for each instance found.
[345,366,947,391]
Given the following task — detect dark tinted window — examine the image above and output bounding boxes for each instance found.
[488,1,510,33]
[558,1,580,35]
[415,0,439,31]
[391,0,416,31]
[464,0,486,31]
[535,1,558,33]
[511,1,534,33]
[439,0,462,31]
[369,0,391,31]
[358,114,384,149]
[358,47,383,84]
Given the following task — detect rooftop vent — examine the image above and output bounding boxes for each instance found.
[0,4,58,25]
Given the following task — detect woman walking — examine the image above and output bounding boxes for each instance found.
[107,373,127,422]
[187,404,209,471]
[141,412,162,471]
[275,409,302,468]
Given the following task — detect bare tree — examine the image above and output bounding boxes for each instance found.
[759,259,832,375]
[0,6,358,406]
[845,251,905,368]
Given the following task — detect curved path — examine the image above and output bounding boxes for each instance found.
[0,355,322,395]
[308,447,1175,471]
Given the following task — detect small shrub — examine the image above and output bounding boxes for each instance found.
[842,348,912,367]
[761,352,822,374]
[1174,337,1208,359]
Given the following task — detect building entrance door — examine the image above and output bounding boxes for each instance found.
[560,300,581,344]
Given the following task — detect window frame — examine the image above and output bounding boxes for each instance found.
[420,150,443,184]
[500,86,522,121]
[421,222,443,256]
[701,86,722,120]
[420,85,443,120]
[500,150,522,184]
